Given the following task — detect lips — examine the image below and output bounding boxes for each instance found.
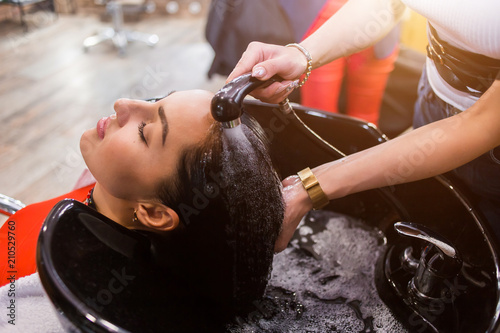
[97,116,111,140]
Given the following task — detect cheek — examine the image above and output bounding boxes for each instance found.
[88,136,145,197]
[102,137,140,177]
[99,160,141,199]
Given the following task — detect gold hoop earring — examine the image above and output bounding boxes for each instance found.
[132,210,138,223]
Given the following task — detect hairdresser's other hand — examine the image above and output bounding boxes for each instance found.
[275,175,312,252]
[227,42,307,104]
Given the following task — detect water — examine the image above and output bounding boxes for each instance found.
[223,125,249,143]
[229,210,408,333]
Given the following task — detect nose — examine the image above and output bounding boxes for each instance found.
[114,99,132,127]
[114,98,152,127]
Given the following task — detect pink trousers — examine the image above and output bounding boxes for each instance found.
[300,0,399,125]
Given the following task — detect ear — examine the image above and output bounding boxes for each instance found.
[135,202,180,232]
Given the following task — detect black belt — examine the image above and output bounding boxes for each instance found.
[427,24,500,97]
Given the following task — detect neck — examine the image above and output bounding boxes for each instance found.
[92,183,136,228]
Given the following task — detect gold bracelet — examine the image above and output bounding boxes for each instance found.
[297,167,329,210]
[285,43,312,87]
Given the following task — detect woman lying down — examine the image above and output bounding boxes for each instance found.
[0,90,284,330]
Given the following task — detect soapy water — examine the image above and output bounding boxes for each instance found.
[229,210,408,333]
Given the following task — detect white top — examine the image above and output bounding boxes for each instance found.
[402,0,500,110]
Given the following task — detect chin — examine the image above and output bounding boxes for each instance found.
[79,135,95,171]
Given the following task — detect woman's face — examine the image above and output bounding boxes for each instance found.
[80,90,214,201]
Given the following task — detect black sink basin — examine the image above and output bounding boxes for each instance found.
[37,99,500,332]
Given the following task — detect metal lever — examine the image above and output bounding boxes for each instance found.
[394,222,459,259]
[394,222,462,299]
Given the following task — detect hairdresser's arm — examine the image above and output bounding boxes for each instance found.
[228,0,407,103]
[275,78,500,252]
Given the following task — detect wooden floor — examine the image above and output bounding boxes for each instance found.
[0,12,226,208]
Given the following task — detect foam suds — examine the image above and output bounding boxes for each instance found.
[229,211,408,332]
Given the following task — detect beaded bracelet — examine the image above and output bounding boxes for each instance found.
[285,43,313,87]
[297,167,329,210]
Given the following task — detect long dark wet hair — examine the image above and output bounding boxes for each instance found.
[150,112,284,323]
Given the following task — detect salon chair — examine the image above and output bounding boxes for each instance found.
[82,0,159,56]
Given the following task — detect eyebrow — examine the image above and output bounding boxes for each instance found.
[145,90,176,103]
[159,106,168,146]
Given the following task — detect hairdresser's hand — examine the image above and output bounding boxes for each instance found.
[227,42,308,104]
[275,175,312,252]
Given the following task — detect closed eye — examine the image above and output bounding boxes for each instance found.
[138,121,148,146]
